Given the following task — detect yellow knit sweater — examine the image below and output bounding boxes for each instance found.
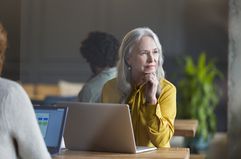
[101,78,176,147]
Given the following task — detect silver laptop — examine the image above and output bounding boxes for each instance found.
[56,102,157,153]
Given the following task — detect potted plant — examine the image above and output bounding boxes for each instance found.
[176,52,222,153]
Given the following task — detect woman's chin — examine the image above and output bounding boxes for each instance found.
[144,69,156,74]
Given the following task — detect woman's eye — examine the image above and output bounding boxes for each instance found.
[140,51,147,55]
[153,50,159,54]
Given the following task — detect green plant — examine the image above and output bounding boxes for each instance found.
[177,52,222,141]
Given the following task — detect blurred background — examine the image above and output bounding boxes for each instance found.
[0,0,228,131]
[0,0,229,158]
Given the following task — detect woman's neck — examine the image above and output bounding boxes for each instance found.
[130,72,143,87]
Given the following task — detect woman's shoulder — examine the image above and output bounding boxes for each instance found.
[160,79,176,92]
[0,77,30,104]
[102,78,120,103]
[0,78,31,112]
[0,78,22,93]
[103,78,118,93]
[104,78,117,88]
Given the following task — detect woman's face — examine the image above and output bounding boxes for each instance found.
[127,36,159,80]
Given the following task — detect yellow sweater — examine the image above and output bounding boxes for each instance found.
[101,78,176,148]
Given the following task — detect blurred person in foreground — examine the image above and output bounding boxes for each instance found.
[78,31,119,102]
[0,23,51,159]
[101,27,176,148]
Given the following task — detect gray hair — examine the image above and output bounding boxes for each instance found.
[117,27,165,103]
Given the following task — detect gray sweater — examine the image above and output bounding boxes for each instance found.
[78,67,117,102]
[0,78,51,159]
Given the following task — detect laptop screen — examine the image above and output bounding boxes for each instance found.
[34,106,68,154]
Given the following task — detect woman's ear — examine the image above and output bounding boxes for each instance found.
[124,53,131,67]
[125,54,133,66]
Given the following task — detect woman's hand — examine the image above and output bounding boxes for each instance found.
[143,73,158,104]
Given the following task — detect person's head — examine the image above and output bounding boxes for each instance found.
[80,31,119,75]
[117,27,165,98]
[0,23,7,75]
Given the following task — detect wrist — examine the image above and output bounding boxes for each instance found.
[146,97,157,105]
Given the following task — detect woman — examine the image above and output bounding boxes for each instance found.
[102,27,176,148]
[0,23,51,158]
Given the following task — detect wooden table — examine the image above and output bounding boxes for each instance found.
[54,148,190,159]
[174,119,198,137]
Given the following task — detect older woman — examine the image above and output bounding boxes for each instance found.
[0,23,51,158]
[102,27,176,148]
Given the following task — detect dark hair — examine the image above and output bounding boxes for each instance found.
[80,31,119,67]
[0,23,7,75]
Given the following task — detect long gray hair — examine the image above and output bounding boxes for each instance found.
[117,27,165,103]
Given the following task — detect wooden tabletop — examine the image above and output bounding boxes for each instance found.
[54,148,190,159]
[174,119,198,137]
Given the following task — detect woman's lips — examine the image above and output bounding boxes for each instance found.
[145,64,156,68]
[144,65,156,73]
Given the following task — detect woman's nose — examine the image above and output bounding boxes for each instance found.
[147,52,154,62]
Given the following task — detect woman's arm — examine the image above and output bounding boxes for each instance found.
[141,80,176,147]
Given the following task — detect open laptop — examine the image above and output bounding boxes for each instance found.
[34,105,68,155]
[56,102,157,154]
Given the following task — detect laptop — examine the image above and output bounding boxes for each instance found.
[56,102,157,154]
[34,105,68,155]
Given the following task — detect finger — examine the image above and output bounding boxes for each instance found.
[145,73,156,81]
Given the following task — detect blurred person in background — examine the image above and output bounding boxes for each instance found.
[0,22,51,159]
[78,31,119,102]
